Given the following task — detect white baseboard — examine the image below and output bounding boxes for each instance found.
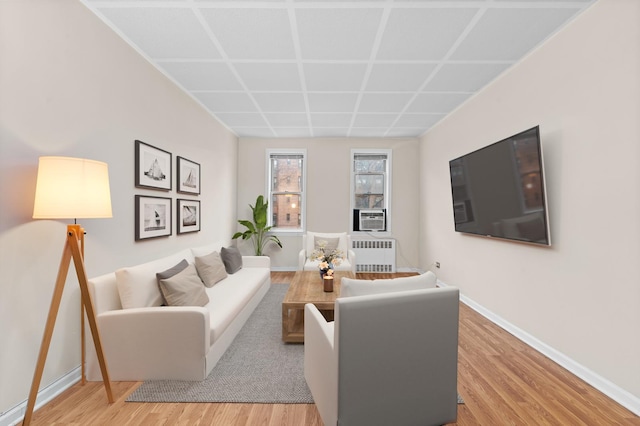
[0,367,81,426]
[269,266,297,272]
[436,280,640,417]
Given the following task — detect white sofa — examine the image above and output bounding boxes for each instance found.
[85,242,270,381]
[304,273,459,426]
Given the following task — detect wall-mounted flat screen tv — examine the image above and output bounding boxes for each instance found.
[449,126,551,246]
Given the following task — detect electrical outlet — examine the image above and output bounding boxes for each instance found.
[435,262,441,269]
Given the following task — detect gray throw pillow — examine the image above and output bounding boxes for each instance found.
[158,263,209,307]
[314,236,339,253]
[195,251,228,287]
[221,246,243,274]
[156,259,189,305]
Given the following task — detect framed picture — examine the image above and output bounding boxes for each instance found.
[135,140,172,191]
[177,156,201,195]
[177,199,201,234]
[135,195,172,240]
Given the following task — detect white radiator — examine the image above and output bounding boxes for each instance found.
[351,239,396,273]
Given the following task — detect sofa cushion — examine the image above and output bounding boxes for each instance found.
[115,249,194,309]
[195,251,228,287]
[306,232,348,255]
[205,266,270,343]
[158,263,209,307]
[221,246,243,274]
[155,259,189,304]
[341,272,437,297]
[314,236,339,253]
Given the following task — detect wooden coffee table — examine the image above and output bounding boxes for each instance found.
[281,270,355,343]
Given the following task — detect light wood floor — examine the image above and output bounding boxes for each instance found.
[29,272,639,425]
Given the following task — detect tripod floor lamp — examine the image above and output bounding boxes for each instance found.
[24,156,115,425]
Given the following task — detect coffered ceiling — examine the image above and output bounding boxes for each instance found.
[80,0,596,139]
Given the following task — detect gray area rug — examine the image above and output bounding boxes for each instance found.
[127,284,313,403]
[127,284,464,405]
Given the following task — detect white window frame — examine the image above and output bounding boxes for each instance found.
[266,149,307,234]
[350,149,392,234]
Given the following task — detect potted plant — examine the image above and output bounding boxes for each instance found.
[232,195,282,256]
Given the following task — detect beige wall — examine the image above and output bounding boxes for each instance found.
[237,138,421,271]
[420,0,640,406]
[0,0,238,416]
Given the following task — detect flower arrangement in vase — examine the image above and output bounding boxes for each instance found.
[309,240,344,279]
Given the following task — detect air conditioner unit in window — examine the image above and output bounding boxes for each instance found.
[359,210,386,231]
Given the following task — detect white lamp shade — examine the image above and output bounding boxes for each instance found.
[33,156,113,219]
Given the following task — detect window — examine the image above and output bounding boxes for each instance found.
[267,150,306,232]
[351,150,391,232]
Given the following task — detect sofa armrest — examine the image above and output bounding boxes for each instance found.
[304,303,338,426]
[242,255,271,268]
[88,306,211,381]
[298,249,307,270]
[347,249,356,270]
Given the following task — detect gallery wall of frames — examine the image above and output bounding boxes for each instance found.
[134,140,201,240]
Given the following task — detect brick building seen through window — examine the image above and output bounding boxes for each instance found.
[270,153,304,230]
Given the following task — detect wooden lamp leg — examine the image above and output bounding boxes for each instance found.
[67,225,113,402]
[22,225,113,426]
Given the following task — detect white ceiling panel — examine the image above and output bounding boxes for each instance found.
[451,7,581,61]
[234,63,302,91]
[376,8,478,60]
[295,8,383,60]
[253,93,307,112]
[200,8,296,60]
[349,128,390,138]
[365,63,437,92]
[307,93,359,113]
[358,93,414,113]
[312,128,351,138]
[158,62,242,91]
[304,63,368,92]
[264,113,309,127]
[310,113,353,128]
[82,0,596,138]
[353,114,398,128]
[97,7,221,59]
[274,128,313,138]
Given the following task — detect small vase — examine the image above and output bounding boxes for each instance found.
[323,276,334,292]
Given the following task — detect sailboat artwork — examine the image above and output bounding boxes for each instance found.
[144,157,166,181]
[183,168,197,188]
[182,205,197,226]
[135,141,172,191]
[144,203,166,231]
[177,199,201,234]
[135,195,172,240]
[177,156,200,194]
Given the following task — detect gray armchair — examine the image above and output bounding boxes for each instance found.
[304,281,459,426]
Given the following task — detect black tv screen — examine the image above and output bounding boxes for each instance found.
[449,126,550,246]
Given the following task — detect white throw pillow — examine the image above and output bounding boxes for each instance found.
[115,250,194,309]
